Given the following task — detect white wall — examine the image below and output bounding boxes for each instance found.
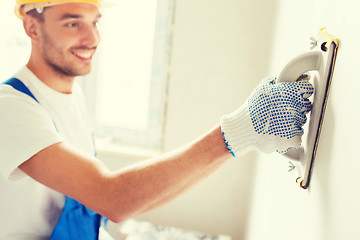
[246,1,360,240]
[129,0,278,239]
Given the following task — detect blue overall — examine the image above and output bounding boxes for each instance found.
[2,78,105,240]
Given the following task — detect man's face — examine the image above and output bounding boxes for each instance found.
[37,3,101,77]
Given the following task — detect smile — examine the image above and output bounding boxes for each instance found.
[72,49,96,60]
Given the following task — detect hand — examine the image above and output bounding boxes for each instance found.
[220,75,314,157]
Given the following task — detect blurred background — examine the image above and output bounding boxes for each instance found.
[1,0,360,239]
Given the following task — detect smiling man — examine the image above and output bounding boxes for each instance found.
[0,0,314,239]
[25,2,101,93]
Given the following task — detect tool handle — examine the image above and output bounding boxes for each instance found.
[277,51,323,83]
[276,51,323,161]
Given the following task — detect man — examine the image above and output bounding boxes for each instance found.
[0,0,314,239]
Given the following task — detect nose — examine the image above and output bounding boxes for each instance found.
[80,24,100,47]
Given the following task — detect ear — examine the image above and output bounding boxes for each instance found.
[22,15,41,43]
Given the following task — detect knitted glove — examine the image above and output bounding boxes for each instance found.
[220,75,314,157]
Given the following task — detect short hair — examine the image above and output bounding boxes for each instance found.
[25,8,47,22]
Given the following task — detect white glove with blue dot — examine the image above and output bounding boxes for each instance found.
[220,75,314,157]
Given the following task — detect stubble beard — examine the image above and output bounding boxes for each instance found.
[41,30,93,78]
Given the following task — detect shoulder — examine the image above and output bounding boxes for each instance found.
[0,84,36,102]
[0,84,58,132]
[0,84,63,181]
[0,84,50,119]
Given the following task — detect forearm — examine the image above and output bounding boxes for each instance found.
[19,125,231,223]
[138,156,226,215]
[103,125,231,222]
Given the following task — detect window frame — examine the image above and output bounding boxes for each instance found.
[82,0,175,150]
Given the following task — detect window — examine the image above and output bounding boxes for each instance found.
[83,0,175,150]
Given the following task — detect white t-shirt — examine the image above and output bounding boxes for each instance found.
[0,66,97,239]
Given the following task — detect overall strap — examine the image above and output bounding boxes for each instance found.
[2,78,39,102]
[2,78,104,240]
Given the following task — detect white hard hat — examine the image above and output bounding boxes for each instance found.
[15,0,114,19]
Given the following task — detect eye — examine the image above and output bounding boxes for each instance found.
[65,22,79,28]
[93,21,100,28]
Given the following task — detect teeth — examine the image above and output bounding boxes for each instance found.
[74,51,93,59]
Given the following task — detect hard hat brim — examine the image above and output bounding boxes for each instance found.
[15,0,116,19]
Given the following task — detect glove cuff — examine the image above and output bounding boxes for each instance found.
[220,103,257,157]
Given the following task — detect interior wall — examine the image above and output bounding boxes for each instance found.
[132,0,278,239]
[246,1,360,240]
